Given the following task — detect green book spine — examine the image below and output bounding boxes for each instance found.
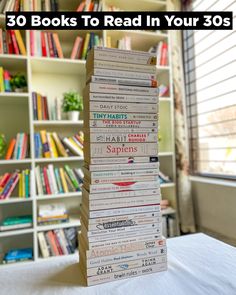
[25,169,29,198]
[2,215,32,225]
[54,168,63,194]
[64,165,80,191]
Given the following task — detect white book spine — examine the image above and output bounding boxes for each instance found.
[89,112,157,121]
[91,60,157,74]
[87,175,159,185]
[86,127,158,134]
[86,204,161,218]
[35,166,43,195]
[88,156,158,165]
[86,92,158,104]
[90,68,156,80]
[0,223,32,231]
[85,195,161,211]
[85,101,158,114]
[38,232,50,258]
[85,143,158,158]
[86,262,167,286]
[87,162,159,172]
[62,138,82,156]
[88,120,157,128]
[48,164,58,194]
[90,76,157,88]
[88,83,158,96]
[86,246,166,268]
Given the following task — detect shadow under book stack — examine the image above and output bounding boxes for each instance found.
[79,47,167,286]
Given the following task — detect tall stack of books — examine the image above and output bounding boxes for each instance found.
[79,47,167,286]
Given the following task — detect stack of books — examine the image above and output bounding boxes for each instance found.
[3,248,33,264]
[0,215,32,231]
[0,29,26,55]
[38,227,77,258]
[79,47,167,286]
[34,130,84,158]
[35,164,84,196]
[30,31,63,58]
[0,169,32,200]
[37,203,69,225]
[70,33,103,60]
[5,132,29,160]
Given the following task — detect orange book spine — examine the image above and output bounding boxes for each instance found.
[52,33,64,58]
[37,93,43,120]
[46,231,60,256]
[5,138,16,160]
[14,30,27,55]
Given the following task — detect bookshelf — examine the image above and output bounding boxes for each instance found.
[0,0,179,266]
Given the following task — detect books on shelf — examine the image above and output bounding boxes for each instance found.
[4,132,29,160]
[79,46,167,286]
[30,31,63,58]
[70,33,103,60]
[2,248,33,264]
[0,0,59,12]
[34,130,84,158]
[149,42,168,66]
[0,29,26,55]
[0,68,27,93]
[35,164,84,196]
[0,169,32,200]
[0,215,32,231]
[76,1,103,12]
[159,84,169,97]
[38,227,77,258]
[37,203,68,225]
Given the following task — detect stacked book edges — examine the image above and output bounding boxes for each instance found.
[79,46,167,286]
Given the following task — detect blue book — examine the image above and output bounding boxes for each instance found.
[4,248,33,261]
[34,133,39,158]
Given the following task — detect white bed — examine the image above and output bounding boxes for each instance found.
[0,233,236,295]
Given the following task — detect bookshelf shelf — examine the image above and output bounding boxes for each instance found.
[0,0,178,265]
[34,156,84,164]
[36,215,81,232]
[0,228,34,238]
[35,192,82,201]
[33,120,84,126]
[0,198,32,205]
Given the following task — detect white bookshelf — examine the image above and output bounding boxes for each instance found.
[0,0,178,266]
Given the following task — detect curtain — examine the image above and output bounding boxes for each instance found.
[167,0,196,233]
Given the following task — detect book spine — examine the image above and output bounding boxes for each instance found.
[40,130,51,158]
[85,195,161,211]
[90,68,156,80]
[87,175,159,185]
[88,112,157,121]
[52,33,64,58]
[90,76,157,88]
[91,47,156,65]
[85,128,158,134]
[47,32,54,57]
[54,168,63,193]
[5,138,16,160]
[85,143,158,158]
[81,33,90,59]
[86,262,167,286]
[10,30,20,54]
[43,167,51,194]
[2,173,19,199]
[87,204,161,219]
[14,30,26,55]
[70,36,82,59]
[86,246,165,268]
[88,83,158,96]
[32,92,37,120]
[48,164,58,194]
[88,156,158,165]
[86,222,161,238]
[62,138,82,156]
[52,133,68,157]
[64,165,80,191]
[85,238,166,259]
[46,231,60,256]
[87,120,157,129]
[41,31,47,57]
[88,162,159,172]
[89,60,157,74]
[85,101,158,114]
[38,232,50,258]
[59,168,68,193]
[85,92,158,105]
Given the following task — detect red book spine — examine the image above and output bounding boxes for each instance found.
[43,167,51,195]
[160,43,168,66]
[6,31,13,54]
[53,231,64,255]
[41,32,47,57]
[10,30,20,54]
[47,231,60,256]
[43,96,49,120]
[20,133,28,159]
[75,134,83,145]
[0,173,11,189]
[14,0,20,11]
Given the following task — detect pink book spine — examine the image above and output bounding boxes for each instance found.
[20,133,28,159]
[30,30,34,56]
[5,174,20,199]
[70,36,82,59]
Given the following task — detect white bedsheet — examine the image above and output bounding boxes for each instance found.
[0,233,236,295]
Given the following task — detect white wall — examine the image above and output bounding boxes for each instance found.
[191,180,236,246]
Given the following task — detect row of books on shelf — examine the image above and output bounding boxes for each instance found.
[35,164,84,196]
[0,169,32,199]
[4,132,29,160]
[0,215,32,231]
[38,227,78,258]
[0,0,102,13]
[149,41,168,66]
[0,29,26,55]
[34,130,84,158]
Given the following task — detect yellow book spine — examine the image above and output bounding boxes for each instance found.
[14,30,27,55]
[49,133,59,158]
[22,170,25,198]
[18,173,22,197]
[68,138,83,155]
[0,67,5,92]
[59,168,68,193]
[81,33,90,59]
[37,93,42,120]
[106,36,112,48]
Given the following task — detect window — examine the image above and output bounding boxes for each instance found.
[184,0,236,178]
